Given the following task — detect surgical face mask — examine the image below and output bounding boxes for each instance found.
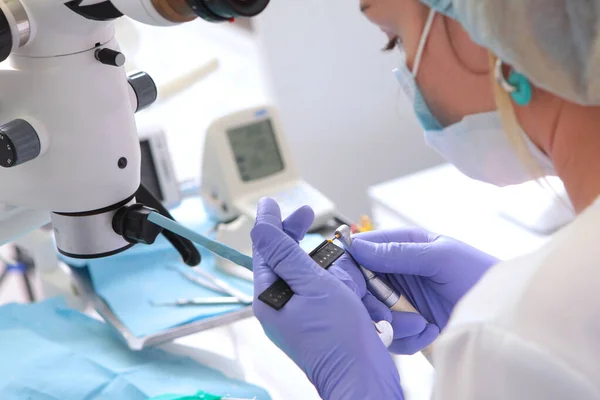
[394,9,556,186]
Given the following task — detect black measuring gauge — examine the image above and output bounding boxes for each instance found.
[258,239,345,310]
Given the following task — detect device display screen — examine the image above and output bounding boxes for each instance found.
[227,119,285,182]
[140,140,164,201]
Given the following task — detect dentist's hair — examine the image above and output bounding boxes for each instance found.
[488,53,545,180]
[489,52,574,212]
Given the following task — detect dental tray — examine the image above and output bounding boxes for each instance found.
[69,266,253,350]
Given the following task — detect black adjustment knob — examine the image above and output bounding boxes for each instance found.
[95,48,126,67]
[128,71,158,112]
[0,119,40,168]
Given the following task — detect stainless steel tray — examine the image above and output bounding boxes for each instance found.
[69,266,253,351]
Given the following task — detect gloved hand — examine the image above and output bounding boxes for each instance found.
[252,198,404,400]
[337,228,498,354]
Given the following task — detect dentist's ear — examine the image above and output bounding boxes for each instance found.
[494,58,532,106]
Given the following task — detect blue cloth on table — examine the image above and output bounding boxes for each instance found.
[86,250,252,338]
[0,297,270,400]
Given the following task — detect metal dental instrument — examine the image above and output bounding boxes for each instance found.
[150,297,243,307]
[167,265,253,304]
[166,265,223,293]
[189,267,253,304]
[147,212,253,270]
[334,224,434,364]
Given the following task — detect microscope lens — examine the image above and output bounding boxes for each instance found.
[153,0,269,22]
[188,0,270,21]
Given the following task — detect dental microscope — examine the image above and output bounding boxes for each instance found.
[0,0,270,261]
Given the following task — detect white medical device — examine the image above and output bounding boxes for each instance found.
[201,106,335,229]
[138,125,180,210]
[0,0,269,259]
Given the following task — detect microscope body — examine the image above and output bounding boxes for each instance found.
[0,0,145,257]
[0,0,270,259]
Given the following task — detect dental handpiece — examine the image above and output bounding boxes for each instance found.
[334,225,434,365]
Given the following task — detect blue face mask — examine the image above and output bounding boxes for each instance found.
[393,64,443,132]
[394,8,443,132]
[394,9,555,186]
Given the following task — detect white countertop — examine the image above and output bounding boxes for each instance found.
[369,164,565,260]
[174,318,322,400]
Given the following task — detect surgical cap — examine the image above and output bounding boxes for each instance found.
[422,0,600,106]
[418,0,457,19]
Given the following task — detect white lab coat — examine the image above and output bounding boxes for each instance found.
[432,197,600,399]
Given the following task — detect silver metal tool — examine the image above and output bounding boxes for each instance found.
[167,265,253,304]
[150,297,243,307]
[334,224,434,364]
[167,265,223,293]
[190,267,253,304]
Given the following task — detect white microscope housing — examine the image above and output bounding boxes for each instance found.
[0,0,269,258]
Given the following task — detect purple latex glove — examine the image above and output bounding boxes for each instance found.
[333,253,439,355]
[252,198,404,400]
[337,228,498,354]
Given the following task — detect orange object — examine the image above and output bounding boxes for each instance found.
[357,215,374,233]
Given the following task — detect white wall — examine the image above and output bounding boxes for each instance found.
[254,0,442,218]
[116,19,272,184]
[117,3,443,219]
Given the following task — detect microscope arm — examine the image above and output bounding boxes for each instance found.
[0,206,49,245]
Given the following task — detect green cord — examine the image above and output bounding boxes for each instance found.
[148,390,223,400]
